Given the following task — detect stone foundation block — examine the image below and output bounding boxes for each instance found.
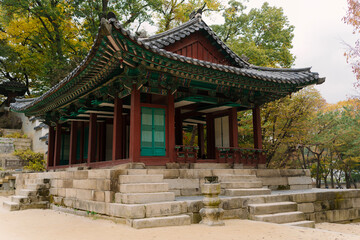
[65,188,77,198]
[63,198,76,208]
[93,191,105,202]
[305,213,315,221]
[57,188,66,197]
[107,203,145,219]
[131,215,191,229]
[58,179,73,188]
[259,177,288,186]
[256,169,281,177]
[87,201,107,215]
[73,171,88,179]
[180,188,201,196]
[233,169,256,175]
[220,197,248,210]
[147,169,179,179]
[169,189,181,196]
[105,191,114,203]
[49,188,58,196]
[76,189,94,201]
[291,193,317,203]
[164,179,199,189]
[288,177,312,185]
[335,198,353,209]
[297,203,314,213]
[88,169,112,179]
[212,169,234,176]
[73,179,97,189]
[279,169,307,177]
[179,169,212,179]
[53,196,63,205]
[96,179,111,191]
[60,171,74,179]
[145,201,187,217]
[223,209,248,219]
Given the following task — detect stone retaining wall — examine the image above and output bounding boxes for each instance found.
[13,170,360,224]
[292,190,360,223]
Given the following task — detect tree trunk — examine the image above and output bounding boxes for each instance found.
[330,168,334,189]
[345,171,351,189]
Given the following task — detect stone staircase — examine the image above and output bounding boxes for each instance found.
[248,194,315,228]
[0,175,16,191]
[219,174,271,197]
[3,178,50,211]
[115,172,191,228]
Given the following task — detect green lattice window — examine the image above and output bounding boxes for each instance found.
[141,107,166,156]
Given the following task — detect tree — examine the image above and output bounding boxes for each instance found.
[344,0,360,87]
[212,1,295,68]
[155,0,221,33]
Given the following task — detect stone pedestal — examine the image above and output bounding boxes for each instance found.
[199,177,224,226]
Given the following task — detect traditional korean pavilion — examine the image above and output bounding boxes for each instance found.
[11,12,325,169]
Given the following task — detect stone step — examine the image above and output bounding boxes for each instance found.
[18,189,37,197]
[144,201,187,218]
[253,211,305,224]
[19,201,48,210]
[3,201,20,211]
[218,175,258,182]
[25,178,50,185]
[248,201,298,215]
[221,181,263,189]
[224,188,271,197]
[26,184,49,190]
[11,196,30,204]
[119,183,169,193]
[119,175,163,184]
[131,214,191,229]
[282,220,315,228]
[247,194,291,204]
[116,192,175,204]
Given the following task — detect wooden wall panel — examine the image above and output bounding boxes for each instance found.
[164,31,234,66]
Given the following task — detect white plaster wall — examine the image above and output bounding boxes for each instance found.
[13,112,48,154]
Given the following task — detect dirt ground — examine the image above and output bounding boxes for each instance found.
[1,196,360,240]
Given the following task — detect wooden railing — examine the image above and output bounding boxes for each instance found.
[175,145,199,163]
[216,147,267,165]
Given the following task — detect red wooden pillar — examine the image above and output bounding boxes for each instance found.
[112,97,123,161]
[175,108,183,145]
[99,122,106,162]
[252,106,262,149]
[168,94,175,162]
[54,123,62,166]
[47,126,55,168]
[129,85,141,162]
[88,113,97,163]
[69,121,78,165]
[197,123,204,158]
[206,114,215,159]
[229,107,238,147]
[79,122,84,163]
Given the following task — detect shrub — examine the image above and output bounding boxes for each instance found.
[14,149,45,172]
[4,132,28,139]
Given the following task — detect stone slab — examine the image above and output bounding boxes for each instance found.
[131,215,191,229]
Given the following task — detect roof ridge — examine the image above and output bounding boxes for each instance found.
[250,65,312,72]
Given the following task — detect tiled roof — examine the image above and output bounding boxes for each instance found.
[10,15,325,114]
[140,14,249,68]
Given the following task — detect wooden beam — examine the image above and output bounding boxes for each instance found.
[168,94,175,162]
[47,126,55,168]
[69,121,78,165]
[112,97,123,161]
[229,107,238,147]
[129,85,141,162]
[54,123,62,166]
[88,113,97,163]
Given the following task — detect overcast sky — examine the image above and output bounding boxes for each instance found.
[204,0,358,104]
